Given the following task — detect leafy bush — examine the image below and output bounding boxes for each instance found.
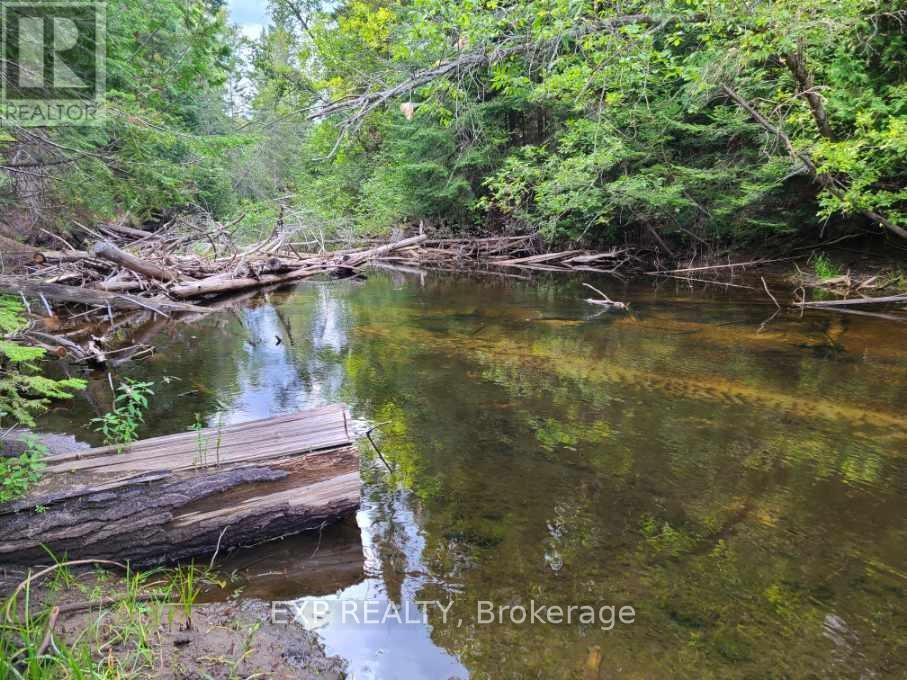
[0,437,47,504]
[91,379,155,452]
[812,253,842,280]
[0,296,85,503]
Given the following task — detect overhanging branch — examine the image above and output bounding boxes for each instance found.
[308,13,696,128]
[721,84,907,241]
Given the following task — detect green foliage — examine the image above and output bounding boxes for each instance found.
[4,0,904,246]
[0,297,86,429]
[91,379,155,452]
[245,0,907,244]
[0,297,26,335]
[0,437,47,504]
[171,562,201,625]
[1,0,243,228]
[0,562,222,678]
[812,252,842,280]
[0,296,85,503]
[189,411,224,467]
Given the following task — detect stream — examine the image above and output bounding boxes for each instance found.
[38,270,907,678]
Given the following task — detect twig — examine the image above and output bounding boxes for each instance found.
[309,520,329,559]
[804,307,907,322]
[56,594,158,617]
[582,282,613,302]
[646,273,756,290]
[648,256,801,275]
[36,606,60,656]
[365,421,393,473]
[797,293,907,308]
[209,526,229,570]
[582,282,628,311]
[761,277,781,310]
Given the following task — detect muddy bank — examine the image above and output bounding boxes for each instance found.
[122,600,346,680]
[0,571,346,679]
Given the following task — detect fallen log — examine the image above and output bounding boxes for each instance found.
[342,233,428,266]
[491,249,586,267]
[0,234,38,255]
[169,265,324,298]
[24,330,93,361]
[96,279,146,292]
[171,235,428,298]
[89,241,180,282]
[0,276,209,315]
[797,293,907,308]
[0,404,359,566]
[33,250,92,264]
[99,222,154,239]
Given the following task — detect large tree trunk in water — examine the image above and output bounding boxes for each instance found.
[0,449,360,566]
[169,265,325,298]
[342,233,428,266]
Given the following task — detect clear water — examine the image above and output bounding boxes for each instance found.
[39,271,907,678]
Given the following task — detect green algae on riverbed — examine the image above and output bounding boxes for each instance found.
[36,272,907,679]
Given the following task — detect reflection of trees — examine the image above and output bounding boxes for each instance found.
[37,274,907,678]
[337,282,907,679]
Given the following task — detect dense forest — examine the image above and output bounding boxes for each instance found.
[2,0,906,249]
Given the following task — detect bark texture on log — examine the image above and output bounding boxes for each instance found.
[0,447,359,566]
[170,265,323,298]
[90,241,179,282]
[343,234,428,266]
[0,405,358,567]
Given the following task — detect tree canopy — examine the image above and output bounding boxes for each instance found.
[2,0,905,247]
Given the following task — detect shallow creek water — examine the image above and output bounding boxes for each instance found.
[39,271,907,678]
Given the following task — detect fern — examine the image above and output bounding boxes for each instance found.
[0,297,27,334]
[0,296,86,429]
[0,340,45,365]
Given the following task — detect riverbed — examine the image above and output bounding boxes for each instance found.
[38,270,907,678]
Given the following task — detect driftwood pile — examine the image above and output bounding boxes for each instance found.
[369,234,641,275]
[1,218,648,363]
[0,218,433,363]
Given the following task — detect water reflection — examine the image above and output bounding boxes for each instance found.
[290,495,468,679]
[38,272,907,678]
